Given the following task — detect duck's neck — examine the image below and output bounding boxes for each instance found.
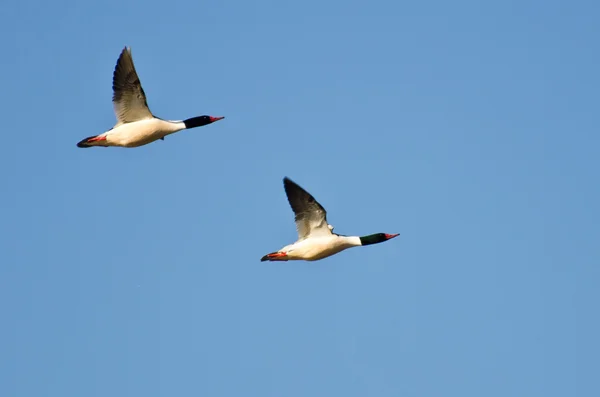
[340,236,363,247]
[164,120,187,133]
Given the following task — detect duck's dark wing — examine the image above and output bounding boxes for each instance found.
[112,47,153,124]
[283,177,332,240]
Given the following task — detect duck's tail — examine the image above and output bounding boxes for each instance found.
[260,252,289,262]
[77,135,107,148]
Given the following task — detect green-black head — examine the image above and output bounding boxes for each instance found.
[359,233,400,246]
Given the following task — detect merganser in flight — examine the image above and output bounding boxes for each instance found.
[261,177,400,262]
[77,46,224,148]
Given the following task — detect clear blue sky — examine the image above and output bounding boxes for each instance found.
[1,0,598,396]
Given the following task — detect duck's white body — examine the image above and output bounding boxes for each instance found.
[261,177,399,262]
[278,235,362,261]
[77,46,223,149]
[98,119,185,148]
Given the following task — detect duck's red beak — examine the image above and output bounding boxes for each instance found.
[209,116,225,122]
[385,233,400,240]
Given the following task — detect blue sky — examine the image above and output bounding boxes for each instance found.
[1,0,598,395]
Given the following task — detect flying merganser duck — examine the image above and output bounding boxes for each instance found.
[77,47,224,148]
[261,177,400,262]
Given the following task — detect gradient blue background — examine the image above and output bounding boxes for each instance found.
[1,0,598,396]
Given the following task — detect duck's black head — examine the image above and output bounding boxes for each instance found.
[183,115,225,129]
[359,233,400,246]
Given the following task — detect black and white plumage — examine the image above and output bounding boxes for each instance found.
[260,177,400,262]
[76,47,224,148]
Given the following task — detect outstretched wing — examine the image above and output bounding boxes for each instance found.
[283,177,333,240]
[112,47,153,124]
